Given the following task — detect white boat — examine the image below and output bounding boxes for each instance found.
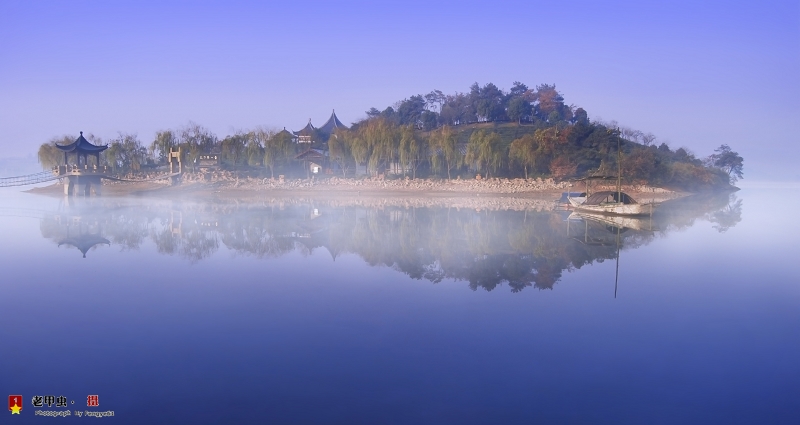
[568,190,654,216]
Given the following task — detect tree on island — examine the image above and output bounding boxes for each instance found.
[429,125,461,180]
[509,134,537,179]
[707,144,744,183]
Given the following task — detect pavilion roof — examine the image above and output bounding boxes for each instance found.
[55,132,108,154]
[293,120,317,137]
[318,110,348,135]
[275,128,295,139]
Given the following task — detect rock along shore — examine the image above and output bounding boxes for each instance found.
[30,171,686,210]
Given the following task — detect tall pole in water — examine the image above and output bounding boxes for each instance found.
[617,127,622,203]
[615,225,620,298]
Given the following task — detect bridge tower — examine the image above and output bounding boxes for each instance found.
[168,146,182,185]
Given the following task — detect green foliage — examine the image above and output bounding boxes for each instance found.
[429,125,461,179]
[262,128,293,178]
[507,97,531,125]
[104,133,147,172]
[150,130,177,165]
[466,130,504,178]
[509,134,537,179]
[31,79,740,192]
[707,144,744,183]
[329,129,353,177]
[220,133,247,169]
[37,135,74,169]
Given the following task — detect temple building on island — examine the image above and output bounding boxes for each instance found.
[293,110,348,144]
[291,110,348,175]
[294,120,317,144]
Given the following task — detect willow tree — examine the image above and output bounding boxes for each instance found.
[244,131,264,167]
[150,130,177,165]
[349,130,370,176]
[509,134,537,179]
[178,122,217,172]
[260,128,292,178]
[328,129,353,177]
[37,135,73,169]
[398,124,424,178]
[360,117,397,175]
[104,133,147,172]
[466,130,503,178]
[429,125,461,179]
[221,133,247,170]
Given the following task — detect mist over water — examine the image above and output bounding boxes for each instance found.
[1,189,797,424]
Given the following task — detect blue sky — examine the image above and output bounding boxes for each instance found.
[1,0,798,180]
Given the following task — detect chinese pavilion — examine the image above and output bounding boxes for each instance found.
[55,131,108,166]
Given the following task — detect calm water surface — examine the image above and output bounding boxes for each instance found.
[1,188,798,424]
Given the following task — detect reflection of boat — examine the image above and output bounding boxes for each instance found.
[569,206,656,230]
[566,209,653,298]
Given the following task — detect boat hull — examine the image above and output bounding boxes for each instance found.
[572,202,652,216]
[568,212,656,231]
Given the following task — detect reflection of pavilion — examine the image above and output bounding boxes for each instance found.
[57,219,110,258]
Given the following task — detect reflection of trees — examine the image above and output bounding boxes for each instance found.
[37,193,741,291]
[707,194,743,233]
[178,227,219,263]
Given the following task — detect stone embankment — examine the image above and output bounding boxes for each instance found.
[101,170,683,206]
[176,171,574,194]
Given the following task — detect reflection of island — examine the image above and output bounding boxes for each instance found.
[37,192,740,290]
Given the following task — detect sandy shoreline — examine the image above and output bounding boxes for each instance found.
[26,174,687,211]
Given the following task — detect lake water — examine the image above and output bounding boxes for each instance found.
[1,188,798,424]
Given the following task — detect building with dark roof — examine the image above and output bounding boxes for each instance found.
[317,110,348,136]
[294,120,317,144]
[293,110,348,144]
[55,131,108,166]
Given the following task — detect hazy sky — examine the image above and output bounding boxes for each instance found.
[1,0,798,180]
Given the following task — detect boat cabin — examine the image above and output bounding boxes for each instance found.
[584,191,638,205]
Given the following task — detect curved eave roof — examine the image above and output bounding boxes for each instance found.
[318,111,348,134]
[56,133,109,153]
[293,121,317,137]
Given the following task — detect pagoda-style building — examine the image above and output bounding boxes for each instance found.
[53,131,110,196]
[317,110,348,136]
[56,131,108,167]
[293,110,349,144]
[291,111,348,176]
[294,119,317,144]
